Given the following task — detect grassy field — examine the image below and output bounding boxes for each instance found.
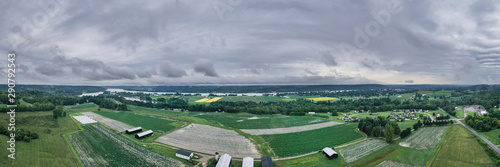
[94,110,178,133]
[351,112,391,118]
[261,124,363,157]
[194,97,223,103]
[67,124,181,166]
[307,97,340,101]
[0,111,80,166]
[455,109,465,119]
[186,112,330,129]
[64,103,99,112]
[127,105,182,115]
[479,129,500,145]
[275,151,344,167]
[431,125,494,166]
[218,96,285,102]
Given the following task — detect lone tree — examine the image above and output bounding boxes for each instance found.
[385,124,394,143]
[53,106,64,119]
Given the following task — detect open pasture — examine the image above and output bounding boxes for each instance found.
[431,125,494,166]
[156,124,260,158]
[194,97,223,102]
[399,126,449,150]
[339,139,388,163]
[307,97,340,101]
[64,103,98,111]
[261,124,363,157]
[68,124,181,167]
[93,111,178,133]
[186,112,329,129]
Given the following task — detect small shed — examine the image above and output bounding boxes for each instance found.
[261,156,273,167]
[216,154,231,167]
[175,150,193,160]
[322,147,338,159]
[308,112,316,115]
[135,130,153,139]
[242,157,254,167]
[125,127,142,134]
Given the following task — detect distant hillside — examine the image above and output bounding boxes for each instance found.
[0,85,106,96]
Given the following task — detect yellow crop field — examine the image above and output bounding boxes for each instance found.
[195,97,223,103]
[307,97,339,101]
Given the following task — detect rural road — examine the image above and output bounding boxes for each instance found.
[424,113,435,121]
[439,108,500,155]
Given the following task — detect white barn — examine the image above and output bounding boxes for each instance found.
[175,150,193,160]
[216,154,231,167]
[135,130,153,139]
[322,147,338,159]
[242,157,253,167]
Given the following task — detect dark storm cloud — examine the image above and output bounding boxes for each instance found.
[194,60,218,77]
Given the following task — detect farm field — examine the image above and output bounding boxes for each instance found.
[399,126,449,150]
[375,160,423,167]
[68,124,181,167]
[156,124,260,158]
[194,97,222,102]
[339,139,388,163]
[218,96,285,102]
[186,112,329,129]
[0,111,80,166]
[261,124,364,157]
[241,121,343,135]
[127,105,182,115]
[480,129,500,145]
[455,109,465,119]
[93,110,179,133]
[431,125,494,166]
[307,97,340,101]
[275,151,344,167]
[351,112,391,118]
[64,103,98,111]
[81,112,134,132]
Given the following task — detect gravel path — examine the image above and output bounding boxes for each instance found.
[81,112,134,132]
[156,124,260,158]
[240,121,343,135]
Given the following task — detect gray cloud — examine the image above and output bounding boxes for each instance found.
[404,80,414,83]
[157,62,187,78]
[320,51,337,66]
[194,60,218,77]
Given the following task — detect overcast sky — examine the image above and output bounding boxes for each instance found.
[1,0,499,85]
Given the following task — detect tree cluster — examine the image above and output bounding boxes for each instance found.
[465,115,499,132]
[0,126,39,142]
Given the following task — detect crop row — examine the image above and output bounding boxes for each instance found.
[399,126,449,150]
[339,139,388,163]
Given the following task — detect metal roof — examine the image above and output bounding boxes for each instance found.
[126,127,142,132]
[136,130,153,137]
[261,156,273,167]
[242,157,254,167]
[176,150,192,157]
[322,147,337,156]
[216,154,231,167]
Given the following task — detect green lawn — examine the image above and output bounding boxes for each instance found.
[431,125,494,166]
[261,124,363,157]
[351,112,391,118]
[455,109,465,119]
[94,110,178,133]
[0,111,80,166]
[186,112,330,129]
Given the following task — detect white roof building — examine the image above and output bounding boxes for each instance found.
[242,157,254,167]
[216,154,231,167]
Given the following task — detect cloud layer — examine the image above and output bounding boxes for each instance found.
[0,0,499,85]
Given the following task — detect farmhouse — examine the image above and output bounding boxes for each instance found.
[135,130,154,139]
[216,154,231,167]
[322,147,338,159]
[405,117,410,121]
[175,150,193,160]
[125,127,142,134]
[261,156,273,167]
[242,157,254,167]
[390,117,396,121]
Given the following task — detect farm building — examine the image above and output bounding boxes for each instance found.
[405,117,410,121]
[216,154,231,167]
[175,150,193,160]
[125,127,142,134]
[261,156,273,167]
[308,112,316,114]
[370,112,378,115]
[322,147,338,159]
[135,130,154,139]
[390,117,396,121]
[242,157,254,167]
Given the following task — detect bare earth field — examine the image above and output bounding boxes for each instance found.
[81,112,133,132]
[156,124,260,158]
[399,126,449,150]
[241,121,343,135]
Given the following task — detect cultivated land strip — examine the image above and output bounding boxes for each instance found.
[81,112,133,132]
[241,121,343,135]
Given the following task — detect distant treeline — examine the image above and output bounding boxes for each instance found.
[0,85,105,96]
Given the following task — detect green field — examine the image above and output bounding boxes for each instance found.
[455,109,465,119]
[64,103,98,111]
[479,129,500,145]
[307,97,340,101]
[431,125,494,166]
[127,105,182,115]
[67,124,181,166]
[186,112,330,129]
[218,96,285,102]
[261,124,363,157]
[94,111,178,133]
[0,111,80,166]
[351,112,391,118]
[275,151,344,167]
